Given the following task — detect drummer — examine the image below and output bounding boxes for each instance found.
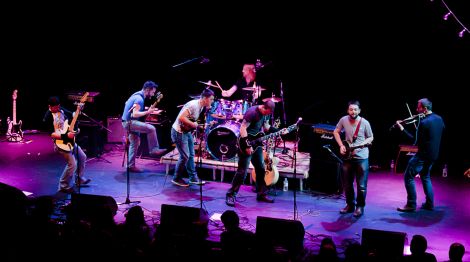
[221,64,264,105]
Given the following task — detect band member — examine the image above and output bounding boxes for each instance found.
[170,88,215,187]
[122,81,167,173]
[44,96,91,193]
[333,100,374,217]
[221,63,264,104]
[225,100,287,206]
[396,98,445,212]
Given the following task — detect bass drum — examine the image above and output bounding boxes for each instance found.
[206,120,240,161]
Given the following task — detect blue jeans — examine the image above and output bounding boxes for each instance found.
[122,120,160,167]
[56,145,86,190]
[227,146,267,197]
[171,128,197,180]
[403,155,434,208]
[342,158,369,207]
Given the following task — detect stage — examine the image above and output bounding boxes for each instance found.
[1,132,470,261]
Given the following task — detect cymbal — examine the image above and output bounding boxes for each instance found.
[262,97,282,103]
[242,86,266,91]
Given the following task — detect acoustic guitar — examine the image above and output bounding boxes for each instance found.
[251,119,280,186]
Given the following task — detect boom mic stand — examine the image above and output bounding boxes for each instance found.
[280,81,289,155]
[119,118,140,206]
[195,117,208,214]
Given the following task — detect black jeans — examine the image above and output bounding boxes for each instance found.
[342,158,369,207]
[227,146,267,197]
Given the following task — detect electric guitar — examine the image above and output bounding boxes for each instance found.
[6,90,23,142]
[251,119,280,186]
[341,140,372,160]
[54,92,89,151]
[144,92,163,122]
[238,122,298,153]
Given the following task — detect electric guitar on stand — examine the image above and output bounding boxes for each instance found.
[54,92,89,151]
[6,90,23,142]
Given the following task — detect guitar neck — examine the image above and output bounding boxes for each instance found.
[258,124,297,142]
[12,99,17,123]
[68,107,81,132]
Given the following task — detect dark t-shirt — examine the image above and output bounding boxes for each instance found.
[403,113,445,161]
[243,105,269,136]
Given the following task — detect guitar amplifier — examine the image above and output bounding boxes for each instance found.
[107,117,125,143]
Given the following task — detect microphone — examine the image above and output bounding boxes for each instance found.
[296,117,303,125]
[322,144,331,149]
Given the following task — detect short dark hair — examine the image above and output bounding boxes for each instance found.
[263,100,275,111]
[348,100,360,108]
[419,98,432,111]
[201,88,215,98]
[449,242,465,261]
[48,96,60,106]
[142,80,158,90]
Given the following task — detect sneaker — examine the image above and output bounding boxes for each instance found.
[226,194,236,207]
[150,148,167,156]
[340,205,355,214]
[171,178,189,187]
[353,206,364,217]
[129,166,144,173]
[189,177,206,185]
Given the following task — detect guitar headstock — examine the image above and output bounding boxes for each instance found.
[12,90,18,100]
[155,91,163,103]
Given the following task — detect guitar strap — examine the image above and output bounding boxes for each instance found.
[352,117,362,142]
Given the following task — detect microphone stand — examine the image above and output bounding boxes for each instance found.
[119,118,140,206]
[280,81,289,155]
[292,123,300,221]
[79,110,112,163]
[196,115,207,214]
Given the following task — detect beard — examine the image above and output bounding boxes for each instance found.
[349,114,359,119]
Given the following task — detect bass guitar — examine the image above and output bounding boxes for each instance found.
[54,92,89,151]
[6,90,23,142]
[238,122,298,153]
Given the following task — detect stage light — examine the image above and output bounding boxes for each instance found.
[458,29,466,38]
[443,12,452,21]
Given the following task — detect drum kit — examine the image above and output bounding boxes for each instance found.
[191,81,283,162]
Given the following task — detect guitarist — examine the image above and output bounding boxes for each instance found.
[225,100,287,207]
[170,88,215,187]
[333,100,374,218]
[121,81,167,173]
[44,96,91,193]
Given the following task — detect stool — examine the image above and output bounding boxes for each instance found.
[395,144,418,173]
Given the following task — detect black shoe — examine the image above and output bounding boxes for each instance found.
[256,195,274,203]
[226,194,236,207]
[171,178,189,187]
[189,177,206,185]
[129,166,144,173]
[397,205,416,212]
[421,202,434,211]
[340,205,355,214]
[76,178,91,187]
[353,206,364,217]
[58,187,75,194]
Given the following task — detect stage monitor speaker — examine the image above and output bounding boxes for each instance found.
[255,216,305,253]
[69,193,118,222]
[107,117,125,143]
[159,204,208,239]
[361,228,407,260]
